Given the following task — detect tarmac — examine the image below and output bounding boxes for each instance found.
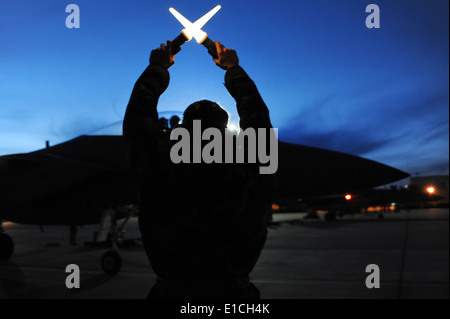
[0,208,448,299]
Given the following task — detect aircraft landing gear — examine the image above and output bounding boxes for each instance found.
[85,207,133,275]
[100,221,123,275]
[101,250,122,275]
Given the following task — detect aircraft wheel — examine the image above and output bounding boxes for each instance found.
[0,233,14,261]
[101,250,122,275]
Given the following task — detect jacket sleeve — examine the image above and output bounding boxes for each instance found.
[224,67,276,276]
[224,66,272,130]
[122,64,170,174]
[123,64,170,141]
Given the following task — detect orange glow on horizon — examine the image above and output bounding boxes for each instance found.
[1,221,15,228]
[367,206,396,212]
[345,194,352,200]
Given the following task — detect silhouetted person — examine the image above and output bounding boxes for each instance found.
[158,117,169,133]
[69,224,77,246]
[169,115,180,130]
[123,40,275,299]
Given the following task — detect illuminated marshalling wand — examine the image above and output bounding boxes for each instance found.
[169,5,221,59]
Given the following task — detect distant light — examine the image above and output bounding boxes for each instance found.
[405,185,408,189]
[272,203,280,211]
[345,194,352,200]
[1,221,14,228]
[426,186,435,194]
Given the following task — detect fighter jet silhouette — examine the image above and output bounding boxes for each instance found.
[0,121,409,272]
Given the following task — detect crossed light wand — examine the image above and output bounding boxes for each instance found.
[169,5,221,59]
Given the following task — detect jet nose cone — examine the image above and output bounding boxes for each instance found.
[390,167,410,182]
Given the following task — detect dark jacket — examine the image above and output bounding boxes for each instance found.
[123,64,275,283]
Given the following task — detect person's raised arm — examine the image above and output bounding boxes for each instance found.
[123,41,175,141]
[213,42,272,130]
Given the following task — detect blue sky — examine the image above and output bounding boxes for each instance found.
[1,0,448,178]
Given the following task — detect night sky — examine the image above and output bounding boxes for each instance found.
[1,0,448,179]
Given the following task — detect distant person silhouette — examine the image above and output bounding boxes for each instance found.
[169,115,180,130]
[157,117,169,134]
[123,40,275,299]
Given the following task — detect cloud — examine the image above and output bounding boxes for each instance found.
[278,84,449,175]
[279,126,396,156]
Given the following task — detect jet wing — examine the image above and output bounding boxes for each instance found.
[0,136,136,224]
[275,142,410,199]
[0,135,409,224]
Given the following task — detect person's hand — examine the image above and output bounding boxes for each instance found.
[149,41,175,69]
[213,41,239,70]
